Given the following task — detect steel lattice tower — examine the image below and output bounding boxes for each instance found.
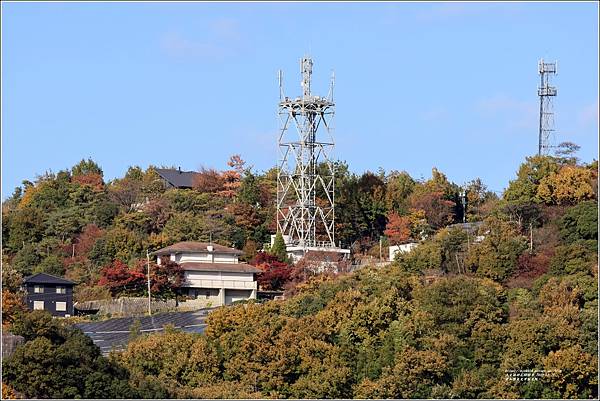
[538,59,558,155]
[277,56,336,250]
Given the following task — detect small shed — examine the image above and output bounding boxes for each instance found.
[23,273,76,317]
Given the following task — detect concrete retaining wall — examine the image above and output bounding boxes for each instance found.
[2,333,24,359]
[75,297,178,317]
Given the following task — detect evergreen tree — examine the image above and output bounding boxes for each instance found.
[271,231,288,263]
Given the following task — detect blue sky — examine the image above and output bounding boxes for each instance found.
[2,2,598,199]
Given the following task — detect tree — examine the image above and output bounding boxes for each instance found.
[384,212,411,244]
[251,252,292,291]
[71,158,103,178]
[72,173,104,191]
[553,141,581,164]
[409,191,455,230]
[6,206,45,253]
[542,345,598,399]
[271,232,288,263]
[34,254,66,276]
[385,171,415,214]
[133,257,184,299]
[465,217,528,281]
[193,167,224,193]
[558,201,598,243]
[2,257,24,292]
[218,155,246,198]
[3,311,135,398]
[549,241,597,276]
[107,167,143,209]
[504,155,560,204]
[2,290,27,330]
[355,347,448,399]
[98,260,146,296]
[11,243,43,276]
[537,165,596,205]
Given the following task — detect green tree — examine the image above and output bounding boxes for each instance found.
[559,200,598,243]
[385,171,415,214]
[4,311,135,398]
[504,155,560,204]
[542,345,598,399]
[466,217,528,281]
[35,254,66,276]
[270,232,288,263]
[71,158,103,177]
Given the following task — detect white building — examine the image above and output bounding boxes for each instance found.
[389,242,419,261]
[269,234,351,264]
[153,241,260,307]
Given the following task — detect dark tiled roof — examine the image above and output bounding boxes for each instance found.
[154,168,199,189]
[24,273,75,285]
[180,262,262,274]
[153,241,244,256]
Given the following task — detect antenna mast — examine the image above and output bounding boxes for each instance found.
[277,56,336,251]
[538,59,558,155]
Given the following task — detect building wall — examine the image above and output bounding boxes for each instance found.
[183,271,257,290]
[25,283,74,317]
[173,252,238,264]
[389,243,419,261]
[225,289,253,305]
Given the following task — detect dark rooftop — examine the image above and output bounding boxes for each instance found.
[24,273,76,285]
[154,168,199,189]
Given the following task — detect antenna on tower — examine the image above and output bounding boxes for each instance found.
[538,59,558,155]
[278,70,284,101]
[327,70,335,102]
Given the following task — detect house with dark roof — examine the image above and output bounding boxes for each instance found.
[153,241,260,307]
[154,168,200,189]
[23,273,76,317]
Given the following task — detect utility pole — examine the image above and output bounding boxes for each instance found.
[460,188,467,223]
[146,249,152,316]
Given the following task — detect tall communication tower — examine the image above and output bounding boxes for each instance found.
[276,56,348,261]
[538,59,558,155]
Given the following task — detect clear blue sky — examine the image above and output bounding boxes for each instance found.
[2,2,598,199]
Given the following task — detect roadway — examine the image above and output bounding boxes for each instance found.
[75,309,211,355]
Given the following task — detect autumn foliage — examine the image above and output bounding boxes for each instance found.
[98,260,146,296]
[251,252,292,291]
[409,191,455,229]
[2,290,27,330]
[99,258,183,298]
[384,212,411,244]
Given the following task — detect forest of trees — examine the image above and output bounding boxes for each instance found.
[2,146,598,399]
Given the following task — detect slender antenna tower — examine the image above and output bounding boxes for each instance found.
[538,59,558,155]
[277,56,336,251]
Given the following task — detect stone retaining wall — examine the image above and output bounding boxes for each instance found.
[75,297,178,317]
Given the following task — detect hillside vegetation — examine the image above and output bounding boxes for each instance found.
[2,149,598,399]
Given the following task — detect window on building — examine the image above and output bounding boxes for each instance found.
[33,300,44,310]
[34,285,44,293]
[56,286,66,294]
[56,302,67,312]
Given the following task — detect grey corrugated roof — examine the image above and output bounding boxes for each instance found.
[154,168,199,188]
[24,273,76,285]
